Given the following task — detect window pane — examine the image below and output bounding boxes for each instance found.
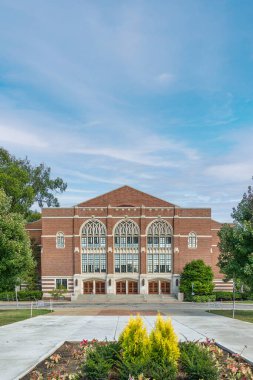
[154,254,159,272]
[82,254,87,272]
[88,254,94,272]
[94,254,100,272]
[133,254,139,272]
[62,279,67,289]
[101,254,106,272]
[148,255,153,273]
[115,254,120,272]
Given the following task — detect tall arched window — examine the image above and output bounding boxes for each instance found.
[81,220,106,273]
[188,232,197,248]
[147,220,172,273]
[56,232,65,248]
[114,220,139,273]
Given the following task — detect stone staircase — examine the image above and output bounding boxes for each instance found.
[73,294,178,304]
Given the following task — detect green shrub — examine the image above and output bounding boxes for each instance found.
[179,341,219,380]
[192,295,215,302]
[214,291,245,301]
[180,260,214,298]
[0,290,43,301]
[80,341,120,380]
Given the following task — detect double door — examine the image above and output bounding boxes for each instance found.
[83,280,105,294]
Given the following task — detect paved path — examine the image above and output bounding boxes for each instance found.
[0,312,252,380]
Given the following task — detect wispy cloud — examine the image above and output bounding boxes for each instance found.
[1,1,253,221]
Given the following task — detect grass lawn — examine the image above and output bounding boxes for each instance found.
[0,309,51,326]
[208,310,253,323]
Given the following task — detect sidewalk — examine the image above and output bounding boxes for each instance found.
[0,312,252,380]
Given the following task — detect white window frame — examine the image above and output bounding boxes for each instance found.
[188,232,197,249]
[56,232,65,249]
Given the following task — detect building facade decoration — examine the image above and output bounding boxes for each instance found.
[26,185,230,299]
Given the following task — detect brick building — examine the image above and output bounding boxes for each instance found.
[26,186,230,298]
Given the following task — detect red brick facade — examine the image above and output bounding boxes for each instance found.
[26,186,230,298]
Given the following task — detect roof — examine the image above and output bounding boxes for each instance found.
[77,185,175,208]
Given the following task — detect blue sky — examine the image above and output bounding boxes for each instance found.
[1,0,253,221]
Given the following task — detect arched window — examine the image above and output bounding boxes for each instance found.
[81,220,106,273]
[188,232,197,248]
[147,220,172,273]
[56,232,65,248]
[114,220,139,273]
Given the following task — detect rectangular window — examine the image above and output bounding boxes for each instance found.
[133,254,139,272]
[94,254,100,272]
[160,237,165,248]
[88,237,93,246]
[166,255,171,272]
[153,254,159,272]
[81,237,87,247]
[153,237,159,248]
[88,254,94,272]
[121,254,127,272]
[148,254,153,273]
[56,278,67,289]
[101,254,106,272]
[160,254,166,272]
[133,236,139,246]
[147,236,152,246]
[115,254,120,272]
[127,254,133,272]
[100,237,106,247]
[82,254,87,272]
[166,237,172,246]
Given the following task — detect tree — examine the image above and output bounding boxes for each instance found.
[0,147,67,220]
[179,259,214,297]
[0,189,35,291]
[218,181,253,290]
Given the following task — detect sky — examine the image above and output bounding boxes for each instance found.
[0,0,253,222]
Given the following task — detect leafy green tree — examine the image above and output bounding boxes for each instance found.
[0,189,35,291]
[218,181,253,290]
[0,147,67,220]
[179,259,214,297]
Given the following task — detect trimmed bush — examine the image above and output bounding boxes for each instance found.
[0,290,43,301]
[148,314,179,379]
[118,314,150,369]
[192,295,216,302]
[214,291,245,301]
[180,341,219,380]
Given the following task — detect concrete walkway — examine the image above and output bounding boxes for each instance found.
[0,313,252,380]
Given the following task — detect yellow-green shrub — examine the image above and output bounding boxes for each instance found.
[118,314,150,367]
[149,314,180,367]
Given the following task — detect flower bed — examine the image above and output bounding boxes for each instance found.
[22,315,253,380]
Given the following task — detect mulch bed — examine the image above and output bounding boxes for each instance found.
[21,342,81,379]
[21,340,253,380]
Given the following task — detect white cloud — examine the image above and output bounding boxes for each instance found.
[206,163,253,182]
[0,124,48,149]
[155,73,175,86]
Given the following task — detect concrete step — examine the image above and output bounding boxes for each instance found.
[73,294,179,304]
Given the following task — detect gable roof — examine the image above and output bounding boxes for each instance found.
[77,186,175,208]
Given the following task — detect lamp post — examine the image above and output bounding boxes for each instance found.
[191,282,195,296]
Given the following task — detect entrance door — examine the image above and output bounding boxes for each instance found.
[161,281,170,294]
[149,281,159,294]
[95,281,105,294]
[128,281,138,294]
[116,281,126,294]
[83,281,93,294]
